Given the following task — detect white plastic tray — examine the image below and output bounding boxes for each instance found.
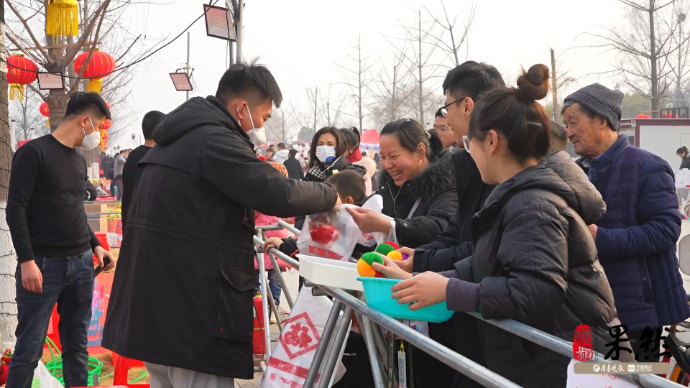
[297,254,363,291]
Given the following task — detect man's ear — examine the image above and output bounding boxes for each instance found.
[345,196,355,205]
[596,115,608,130]
[464,98,475,117]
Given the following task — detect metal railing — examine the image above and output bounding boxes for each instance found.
[252,230,684,388]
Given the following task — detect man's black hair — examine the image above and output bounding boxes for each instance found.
[142,110,165,140]
[678,146,689,155]
[215,60,283,108]
[442,61,505,101]
[277,142,286,149]
[65,92,111,120]
[326,170,366,204]
[288,149,298,158]
[434,108,444,118]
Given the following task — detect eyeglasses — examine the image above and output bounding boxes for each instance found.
[462,135,471,153]
[439,97,467,118]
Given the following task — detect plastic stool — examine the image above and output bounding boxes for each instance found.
[112,353,149,387]
[46,305,61,352]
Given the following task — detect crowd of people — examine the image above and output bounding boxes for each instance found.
[4,58,690,388]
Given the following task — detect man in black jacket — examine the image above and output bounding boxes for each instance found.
[284,148,304,179]
[102,62,338,387]
[400,61,505,387]
[121,110,165,230]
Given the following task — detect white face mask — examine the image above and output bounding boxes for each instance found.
[237,104,266,146]
[82,118,101,150]
[316,145,337,164]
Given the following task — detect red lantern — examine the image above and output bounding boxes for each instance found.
[73,50,116,93]
[101,119,112,130]
[39,102,50,117]
[39,102,51,127]
[7,54,38,101]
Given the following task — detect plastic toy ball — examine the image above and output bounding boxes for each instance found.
[358,252,385,277]
[402,253,410,260]
[361,252,384,266]
[383,241,400,250]
[357,260,377,277]
[387,251,403,261]
[375,243,395,256]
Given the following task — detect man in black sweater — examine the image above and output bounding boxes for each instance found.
[121,110,165,230]
[6,92,116,388]
[283,148,304,180]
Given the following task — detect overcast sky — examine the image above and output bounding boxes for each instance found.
[112,0,628,148]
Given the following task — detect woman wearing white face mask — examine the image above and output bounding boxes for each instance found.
[304,127,366,183]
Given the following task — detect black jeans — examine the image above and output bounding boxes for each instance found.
[8,250,95,388]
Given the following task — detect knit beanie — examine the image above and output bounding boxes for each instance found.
[563,83,624,130]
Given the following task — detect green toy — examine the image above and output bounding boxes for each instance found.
[360,252,384,266]
[375,243,395,256]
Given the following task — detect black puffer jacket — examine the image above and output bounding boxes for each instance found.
[376,157,457,248]
[413,149,494,272]
[102,96,337,379]
[452,151,632,386]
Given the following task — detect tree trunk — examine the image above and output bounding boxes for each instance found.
[0,0,19,345]
[48,92,68,133]
[550,48,559,123]
[650,1,660,118]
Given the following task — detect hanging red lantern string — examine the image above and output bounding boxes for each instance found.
[8,54,38,101]
[73,50,116,93]
[46,0,79,37]
[101,119,112,130]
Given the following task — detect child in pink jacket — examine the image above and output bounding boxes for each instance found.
[254,161,294,310]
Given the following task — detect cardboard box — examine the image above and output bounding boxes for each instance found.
[88,217,108,233]
[84,203,108,214]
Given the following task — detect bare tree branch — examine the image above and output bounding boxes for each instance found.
[6,0,50,62]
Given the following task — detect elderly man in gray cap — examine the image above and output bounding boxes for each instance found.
[562,83,689,362]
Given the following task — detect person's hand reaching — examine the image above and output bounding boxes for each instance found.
[263,237,283,252]
[372,256,413,280]
[390,272,449,310]
[396,247,415,273]
[346,207,391,234]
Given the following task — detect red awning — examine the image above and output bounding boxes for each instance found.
[17,139,31,148]
[360,129,380,144]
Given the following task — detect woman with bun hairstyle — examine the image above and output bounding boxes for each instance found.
[377,65,632,386]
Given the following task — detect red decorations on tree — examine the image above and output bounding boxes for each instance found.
[101,119,112,130]
[73,50,116,93]
[39,102,50,117]
[7,54,38,101]
[39,102,50,127]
